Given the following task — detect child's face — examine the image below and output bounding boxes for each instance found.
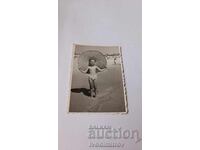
[89,59,96,66]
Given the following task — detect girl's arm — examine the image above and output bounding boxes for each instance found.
[80,67,89,73]
[96,66,106,72]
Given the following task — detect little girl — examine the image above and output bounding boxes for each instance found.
[81,59,106,98]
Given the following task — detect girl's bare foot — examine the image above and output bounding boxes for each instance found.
[90,89,95,98]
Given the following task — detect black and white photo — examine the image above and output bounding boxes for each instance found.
[68,44,128,113]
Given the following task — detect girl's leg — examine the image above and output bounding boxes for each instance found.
[88,78,93,97]
[93,80,97,97]
[91,80,95,97]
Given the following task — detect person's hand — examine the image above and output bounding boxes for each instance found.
[78,67,82,71]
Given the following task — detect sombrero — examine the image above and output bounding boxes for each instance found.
[78,50,107,73]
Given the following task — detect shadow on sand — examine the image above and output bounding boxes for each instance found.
[71,88,91,97]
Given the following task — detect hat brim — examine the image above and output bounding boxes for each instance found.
[78,50,107,73]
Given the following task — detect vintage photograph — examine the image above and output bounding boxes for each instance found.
[68,44,127,113]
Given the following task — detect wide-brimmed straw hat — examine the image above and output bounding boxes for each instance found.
[78,50,107,73]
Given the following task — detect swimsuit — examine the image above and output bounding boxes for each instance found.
[87,66,98,80]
